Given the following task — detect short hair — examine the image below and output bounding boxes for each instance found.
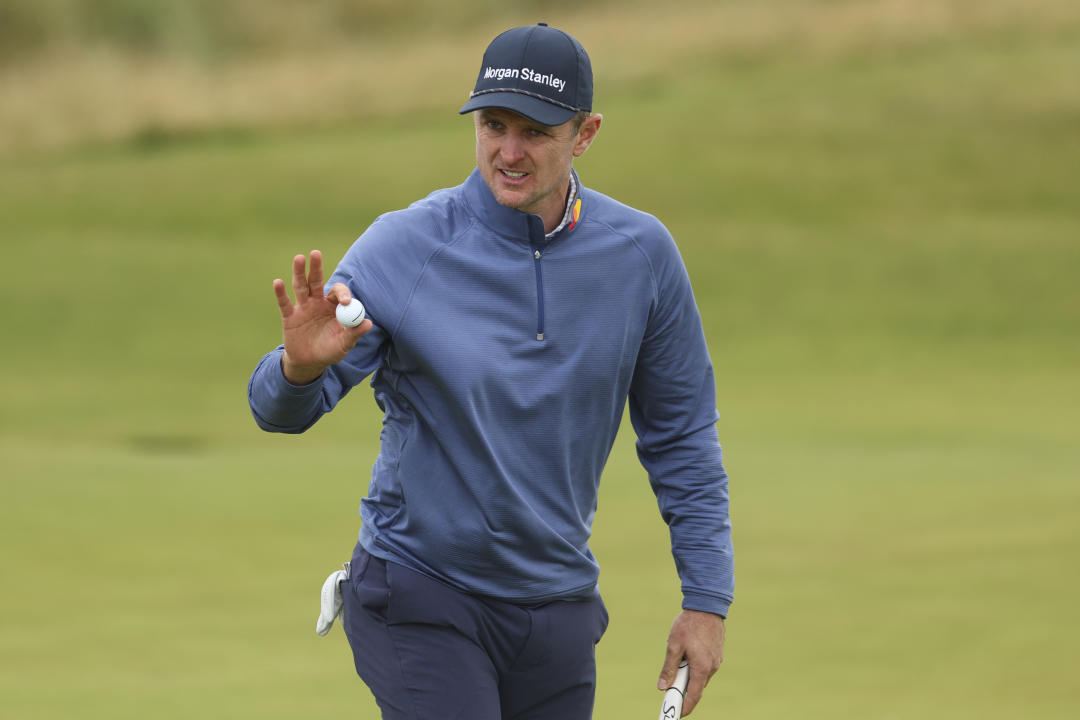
[571,110,591,133]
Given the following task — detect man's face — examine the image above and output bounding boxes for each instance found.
[473,108,600,229]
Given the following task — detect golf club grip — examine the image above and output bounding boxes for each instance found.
[658,659,689,720]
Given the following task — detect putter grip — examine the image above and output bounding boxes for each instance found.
[658,660,689,720]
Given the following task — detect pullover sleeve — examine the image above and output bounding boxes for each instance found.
[247,208,438,433]
[247,327,386,433]
[248,211,416,431]
[628,228,734,617]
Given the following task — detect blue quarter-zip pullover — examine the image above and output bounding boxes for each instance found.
[248,169,733,616]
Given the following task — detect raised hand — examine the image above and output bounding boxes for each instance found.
[273,250,372,384]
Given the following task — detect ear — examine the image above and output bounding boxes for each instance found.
[572,113,603,158]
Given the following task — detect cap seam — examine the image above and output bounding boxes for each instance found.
[519,26,536,90]
[577,41,589,111]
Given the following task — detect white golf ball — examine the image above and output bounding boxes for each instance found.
[335,298,366,328]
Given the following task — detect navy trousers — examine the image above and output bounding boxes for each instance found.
[342,545,609,720]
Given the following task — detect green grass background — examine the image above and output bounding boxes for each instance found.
[2,1,1078,717]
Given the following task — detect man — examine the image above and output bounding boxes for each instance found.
[248,23,732,719]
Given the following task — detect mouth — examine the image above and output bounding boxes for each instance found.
[499,169,529,182]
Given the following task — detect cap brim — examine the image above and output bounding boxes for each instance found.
[459,91,576,127]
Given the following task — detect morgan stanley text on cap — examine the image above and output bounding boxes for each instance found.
[459,23,593,126]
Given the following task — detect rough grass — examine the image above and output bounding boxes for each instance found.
[2,0,1078,153]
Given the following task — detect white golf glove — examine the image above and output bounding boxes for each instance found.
[315,561,350,636]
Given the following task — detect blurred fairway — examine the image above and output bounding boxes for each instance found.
[2,1,1079,718]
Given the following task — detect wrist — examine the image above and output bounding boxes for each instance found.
[280,351,326,386]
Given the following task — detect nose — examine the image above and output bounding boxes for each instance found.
[499,131,526,165]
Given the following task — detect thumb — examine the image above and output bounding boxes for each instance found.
[350,318,374,338]
[337,318,373,352]
[657,645,684,690]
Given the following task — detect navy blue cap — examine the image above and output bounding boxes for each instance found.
[459,23,592,126]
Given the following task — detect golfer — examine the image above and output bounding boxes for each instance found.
[248,23,732,719]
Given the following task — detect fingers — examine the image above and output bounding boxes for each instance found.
[287,250,328,304]
[325,282,353,305]
[682,661,709,716]
[273,278,292,318]
[291,254,309,299]
[658,643,684,690]
[280,250,353,328]
[346,317,374,340]
[308,249,325,296]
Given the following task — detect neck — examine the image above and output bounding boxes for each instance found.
[541,176,573,234]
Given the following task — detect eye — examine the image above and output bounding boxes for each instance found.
[527,128,547,138]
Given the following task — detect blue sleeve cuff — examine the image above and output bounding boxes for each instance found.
[682,592,731,619]
[248,346,326,432]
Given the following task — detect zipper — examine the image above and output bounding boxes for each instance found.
[532,248,545,341]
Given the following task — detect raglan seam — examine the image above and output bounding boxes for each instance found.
[389,212,483,338]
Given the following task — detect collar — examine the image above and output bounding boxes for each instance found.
[545,173,578,239]
[463,169,584,245]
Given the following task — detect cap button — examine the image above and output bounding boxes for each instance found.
[537,22,548,26]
